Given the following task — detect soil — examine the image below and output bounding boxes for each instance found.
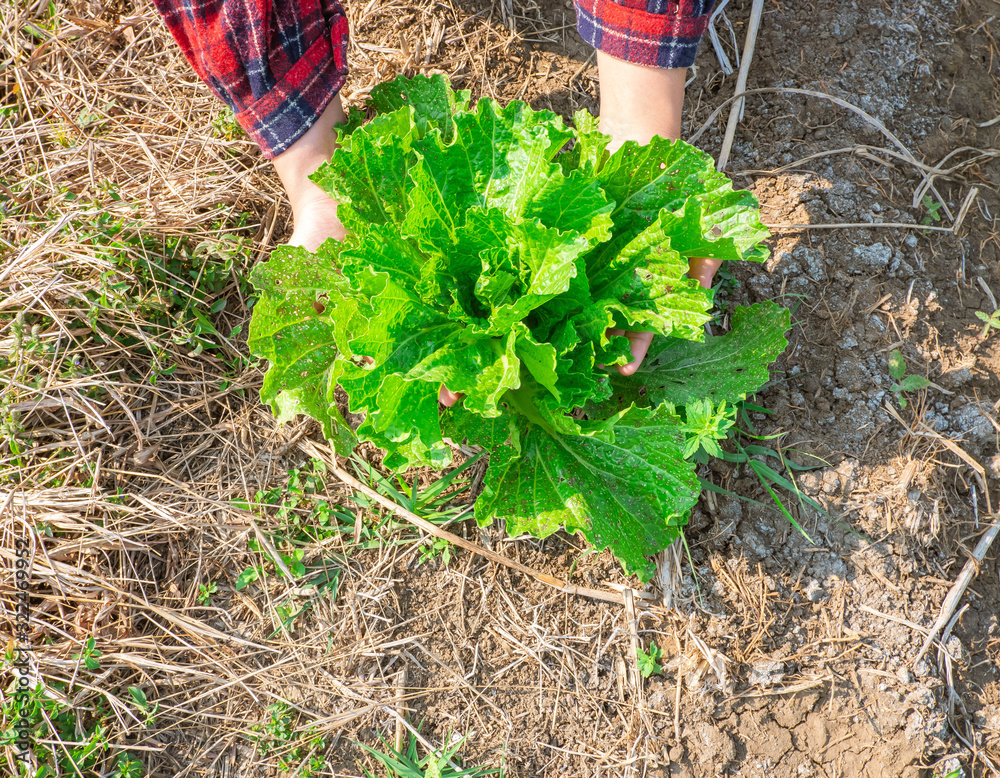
[321,0,1000,775]
[5,0,999,776]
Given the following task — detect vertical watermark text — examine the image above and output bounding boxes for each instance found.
[12,534,33,765]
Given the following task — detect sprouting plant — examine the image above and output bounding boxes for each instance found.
[636,641,664,678]
[419,537,454,567]
[251,702,327,777]
[357,731,502,778]
[75,636,103,671]
[111,753,145,778]
[127,686,159,727]
[249,74,789,581]
[920,194,943,226]
[0,678,111,776]
[975,308,1000,337]
[197,581,218,605]
[888,349,931,409]
[211,108,244,141]
[352,451,484,526]
[676,399,736,461]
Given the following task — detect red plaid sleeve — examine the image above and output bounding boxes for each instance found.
[153,0,349,158]
[574,0,715,69]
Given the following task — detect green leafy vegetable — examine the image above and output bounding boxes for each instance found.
[249,75,789,581]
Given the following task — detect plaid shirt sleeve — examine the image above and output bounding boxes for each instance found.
[152,0,350,158]
[574,0,715,69]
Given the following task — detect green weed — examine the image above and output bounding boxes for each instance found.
[0,675,144,778]
[251,702,327,777]
[693,401,833,545]
[75,636,103,671]
[888,349,931,409]
[675,399,736,461]
[127,686,159,727]
[197,581,218,605]
[231,460,350,633]
[357,731,502,778]
[636,641,664,678]
[419,537,454,567]
[211,108,245,141]
[351,451,484,527]
[920,194,943,226]
[975,308,1000,337]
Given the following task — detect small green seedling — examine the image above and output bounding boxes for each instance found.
[636,641,664,678]
[975,308,1000,337]
[75,636,103,671]
[888,349,931,409]
[111,753,144,778]
[920,194,943,226]
[128,686,159,726]
[419,537,454,567]
[251,702,327,777]
[677,399,736,461]
[357,731,502,778]
[197,581,217,605]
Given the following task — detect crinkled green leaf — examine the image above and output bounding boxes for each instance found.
[597,136,769,262]
[888,349,907,381]
[247,243,357,454]
[368,73,471,143]
[476,406,698,581]
[894,374,931,392]
[558,110,610,177]
[594,302,792,417]
[441,405,523,453]
[311,131,410,236]
[405,329,521,417]
[589,211,714,340]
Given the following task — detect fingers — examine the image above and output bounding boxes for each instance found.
[617,330,654,376]
[688,257,723,289]
[439,385,463,407]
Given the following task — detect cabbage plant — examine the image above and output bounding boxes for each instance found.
[248,75,790,580]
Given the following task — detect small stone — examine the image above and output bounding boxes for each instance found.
[749,660,785,687]
[804,579,827,603]
[896,666,913,685]
[852,242,892,272]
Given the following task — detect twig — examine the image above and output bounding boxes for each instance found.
[303,441,648,609]
[768,221,957,234]
[394,667,407,754]
[690,87,917,165]
[623,588,644,706]
[915,516,1000,663]
[716,0,764,172]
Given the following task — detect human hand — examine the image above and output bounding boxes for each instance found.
[272,96,348,251]
[613,257,721,376]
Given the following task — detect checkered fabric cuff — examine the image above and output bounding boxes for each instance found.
[236,33,348,157]
[154,0,350,159]
[574,0,714,69]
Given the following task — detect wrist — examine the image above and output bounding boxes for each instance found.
[596,52,686,147]
[272,95,346,217]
